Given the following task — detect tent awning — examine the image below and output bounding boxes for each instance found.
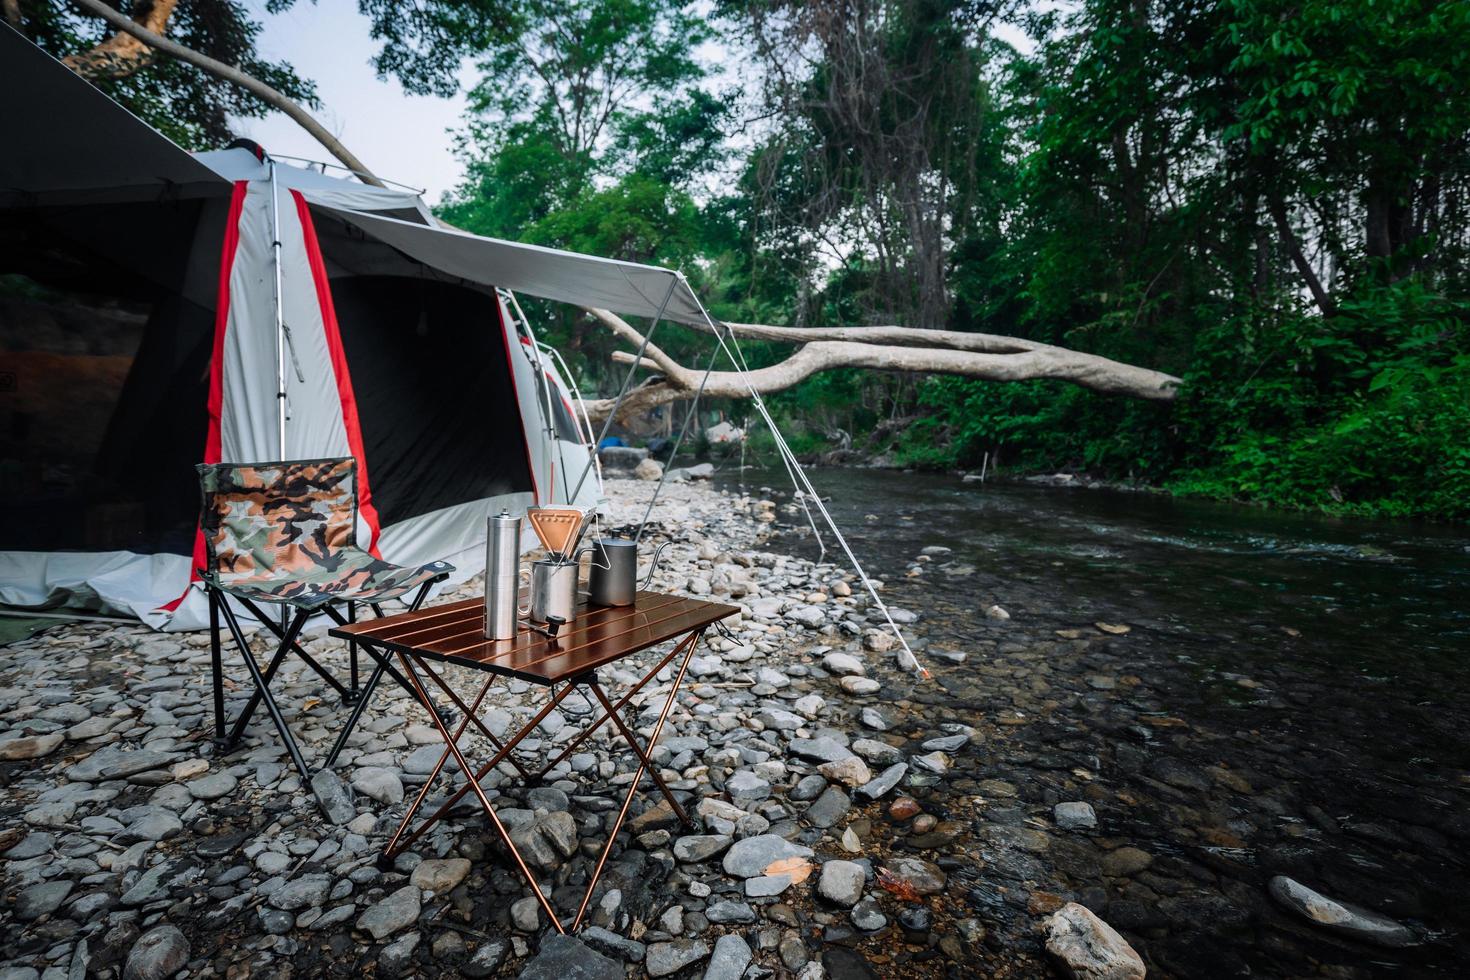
[318,206,703,325]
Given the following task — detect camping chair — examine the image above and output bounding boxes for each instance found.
[198,457,453,780]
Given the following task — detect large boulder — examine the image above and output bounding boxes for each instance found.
[1044,903,1146,980]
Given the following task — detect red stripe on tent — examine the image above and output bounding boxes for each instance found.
[159,180,249,613]
[497,299,541,505]
[293,190,384,557]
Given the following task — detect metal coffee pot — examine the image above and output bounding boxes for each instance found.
[587,538,670,607]
[525,557,579,625]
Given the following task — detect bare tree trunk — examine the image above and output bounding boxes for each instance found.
[1268,195,1337,317]
[66,0,385,188]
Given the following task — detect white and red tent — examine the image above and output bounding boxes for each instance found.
[0,26,706,629]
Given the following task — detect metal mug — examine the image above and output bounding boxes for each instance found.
[524,558,578,624]
[587,538,669,607]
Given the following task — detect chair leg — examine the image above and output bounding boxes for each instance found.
[234,596,351,701]
[218,600,312,780]
[208,585,226,744]
[346,600,360,705]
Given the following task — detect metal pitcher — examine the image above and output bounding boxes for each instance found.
[525,557,579,624]
[587,538,670,607]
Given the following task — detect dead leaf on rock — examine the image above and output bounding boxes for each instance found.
[876,867,922,903]
[763,856,812,883]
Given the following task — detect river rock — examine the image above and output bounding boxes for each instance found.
[311,769,355,825]
[647,939,710,977]
[1045,903,1145,980]
[706,899,756,924]
[635,457,664,481]
[1055,802,1097,831]
[123,925,190,980]
[1100,846,1152,877]
[840,676,881,695]
[789,737,853,763]
[270,874,331,911]
[703,933,753,980]
[352,767,404,805]
[520,934,622,980]
[186,772,237,800]
[805,785,852,829]
[67,746,173,782]
[726,770,771,802]
[1267,876,1418,948]
[817,859,866,907]
[15,880,72,921]
[882,856,946,895]
[410,858,470,893]
[580,925,646,962]
[856,763,908,801]
[0,733,64,760]
[723,834,814,878]
[674,834,733,863]
[822,652,865,676]
[818,756,872,787]
[356,884,421,940]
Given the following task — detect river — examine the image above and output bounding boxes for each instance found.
[716,464,1470,977]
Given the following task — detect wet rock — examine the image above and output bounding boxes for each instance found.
[379,931,420,976]
[840,676,881,695]
[859,707,892,731]
[912,751,950,775]
[647,939,710,977]
[850,897,887,931]
[899,906,932,942]
[706,899,756,924]
[4,831,53,860]
[1100,847,1153,877]
[521,934,624,980]
[889,796,921,820]
[789,737,853,764]
[818,756,872,787]
[461,937,509,977]
[723,834,814,878]
[726,770,772,802]
[818,859,866,907]
[856,762,908,801]
[882,856,946,895]
[822,652,865,676]
[66,746,173,782]
[410,857,470,893]
[1267,876,1418,948]
[0,732,64,760]
[805,786,852,829]
[1055,802,1098,831]
[823,947,880,979]
[703,933,752,980]
[15,880,72,921]
[310,769,355,825]
[356,884,421,940]
[791,773,828,801]
[122,925,189,980]
[186,772,237,800]
[1045,903,1146,980]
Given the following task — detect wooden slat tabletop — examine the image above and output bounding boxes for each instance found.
[329,591,739,685]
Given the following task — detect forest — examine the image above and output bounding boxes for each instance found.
[14,0,1470,520]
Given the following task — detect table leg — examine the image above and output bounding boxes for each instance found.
[393,651,566,934]
[572,628,704,931]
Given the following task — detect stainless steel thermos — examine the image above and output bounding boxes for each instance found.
[483,510,521,640]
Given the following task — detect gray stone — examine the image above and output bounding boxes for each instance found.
[1054,802,1097,831]
[723,834,813,878]
[120,862,174,906]
[119,810,182,843]
[122,925,189,980]
[351,767,404,806]
[702,933,752,980]
[804,786,851,829]
[790,774,828,801]
[817,860,865,907]
[788,737,853,763]
[840,676,881,695]
[311,769,355,825]
[409,858,470,893]
[511,895,541,932]
[850,897,887,931]
[882,857,946,895]
[921,733,970,752]
[519,934,622,980]
[912,751,949,774]
[646,940,710,977]
[1044,903,1146,980]
[4,832,53,860]
[579,925,646,962]
[66,747,173,782]
[356,884,421,940]
[379,931,420,976]
[461,937,509,977]
[1267,876,1418,948]
[269,874,330,911]
[705,900,756,924]
[539,810,579,858]
[186,772,237,800]
[725,770,771,802]
[674,834,733,863]
[859,707,892,731]
[821,652,865,676]
[855,762,908,801]
[15,880,73,921]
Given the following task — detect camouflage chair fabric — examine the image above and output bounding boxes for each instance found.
[198,458,452,609]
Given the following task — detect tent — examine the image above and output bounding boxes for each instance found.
[0,25,708,629]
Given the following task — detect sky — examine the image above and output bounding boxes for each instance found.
[233,0,1038,207]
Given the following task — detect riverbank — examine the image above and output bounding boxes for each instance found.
[2,474,1466,978]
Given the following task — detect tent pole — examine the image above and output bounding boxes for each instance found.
[269,158,287,460]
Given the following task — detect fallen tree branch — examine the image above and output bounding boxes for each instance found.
[582,308,1180,423]
[67,0,384,187]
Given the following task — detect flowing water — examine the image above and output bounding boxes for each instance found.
[716,464,1470,977]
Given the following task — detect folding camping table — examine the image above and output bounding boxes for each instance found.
[328,590,739,933]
